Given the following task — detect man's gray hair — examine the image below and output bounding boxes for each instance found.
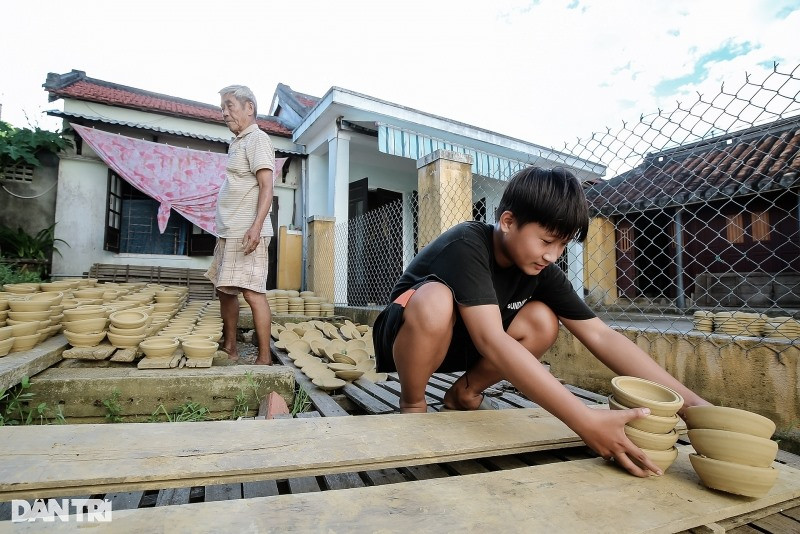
[219,85,258,116]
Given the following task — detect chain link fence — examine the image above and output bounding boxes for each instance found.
[321,63,800,346]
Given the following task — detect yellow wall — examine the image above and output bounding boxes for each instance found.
[276,226,302,290]
[584,216,618,305]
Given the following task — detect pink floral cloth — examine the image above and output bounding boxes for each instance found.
[71,124,286,236]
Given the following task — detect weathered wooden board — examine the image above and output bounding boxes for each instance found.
[0,334,66,391]
[5,451,800,534]
[62,343,116,360]
[0,407,599,499]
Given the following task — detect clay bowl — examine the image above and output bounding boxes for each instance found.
[181,339,219,359]
[108,324,148,336]
[286,340,311,355]
[355,359,377,372]
[328,362,357,372]
[0,325,13,341]
[611,376,684,417]
[152,302,180,314]
[63,330,107,348]
[689,453,778,498]
[362,371,388,383]
[312,377,347,392]
[62,305,108,322]
[345,339,367,351]
[62,317,108,334]
[107,331,146,349]
[688,429,778,468]
[294,355,324,368]
[3,283,39,294]
[631,446,679,473]
[109,310,148,329]
[193,330,222,342]
[320,340,347,359]
[9,322,39,337]
[0,299,7,312]
[11,332,42,352]
[73,288,105,300]
[278,330,300,343]
[608,395,680,434]
[30,291,64,305]
[179,334,215,344]
[8,299,52,313]
[334,368,364,381]
[332,353,357,365]
[8,310,52,322]
[684,406,776,439]
[304,366,337,380]
[345,348,369,362]
[139,337,179,358]
[0,337,14,356]
[624,425,679,450]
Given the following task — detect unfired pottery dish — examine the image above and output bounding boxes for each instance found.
[624,425,679,450]
[684,405,776,439]
[611,376,683,417]
[608,395,679,434]
[631,446,678,473]
[688,428,778,468]
[689,453,778,498]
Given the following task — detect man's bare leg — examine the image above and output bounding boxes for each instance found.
[392,282,455,413]
[243,289,272,365]
[443,301,560,410]
[218,290,241,361]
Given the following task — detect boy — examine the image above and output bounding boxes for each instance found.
[374,166,710,477]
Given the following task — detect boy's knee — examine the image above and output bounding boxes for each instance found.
[510,301,559,356]
[404,283,455,333]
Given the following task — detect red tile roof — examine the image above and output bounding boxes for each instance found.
[586,116,800,215]
[44,70,293,137]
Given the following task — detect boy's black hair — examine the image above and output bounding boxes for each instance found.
[495,166,589,243]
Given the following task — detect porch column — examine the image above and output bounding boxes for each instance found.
[416,150,474,249]
[328,134,350,303]
[306,216,335,304]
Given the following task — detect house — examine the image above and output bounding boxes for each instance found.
[43,69,605,305]
[583,115,800,309]
[43,70,303,287]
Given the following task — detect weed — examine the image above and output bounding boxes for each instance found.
[0,377,66,425]
[231,371,262,420]
[149,402,209,423]
[102,389,123,423]
[290,386,312,416]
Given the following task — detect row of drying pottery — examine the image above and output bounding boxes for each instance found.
[693,310,799,339]
[271,319,385,391]
[0,280,217,358]
[611,376,778,498]
[253,290,336,317]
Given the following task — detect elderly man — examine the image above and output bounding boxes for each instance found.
[205,85,275,365]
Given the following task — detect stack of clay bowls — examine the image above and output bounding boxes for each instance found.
[763,317,800,340]
[609,376,684,473]
[107,309,149,348]
[288,296,305,315]
[692,311,714,333]
[138,336,179,359]
[62,304,108,348]
[0,294,8,328]
[0,324,14,357]
[686,406,779,498]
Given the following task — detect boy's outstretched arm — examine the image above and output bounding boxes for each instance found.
[559,317,712,418]
[460,304,665,477]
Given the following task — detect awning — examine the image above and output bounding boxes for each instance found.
[377,123,529,180]
[71,124,286,236]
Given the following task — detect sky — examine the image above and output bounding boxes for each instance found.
[1,0,799,151]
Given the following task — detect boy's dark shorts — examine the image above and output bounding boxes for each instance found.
[374,278,481,373]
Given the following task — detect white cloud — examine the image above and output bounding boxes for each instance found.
[1,0,798,152]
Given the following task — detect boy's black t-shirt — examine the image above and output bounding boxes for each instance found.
[391,221,595,327]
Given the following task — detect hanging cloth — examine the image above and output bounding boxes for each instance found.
[71,123,286,236]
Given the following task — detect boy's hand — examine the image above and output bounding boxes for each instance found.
[573,407,664,478]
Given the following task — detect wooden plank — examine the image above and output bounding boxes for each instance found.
[154,487,190,507]
[342,382,395,414]
[105,491,143,510]
[242,480,279,498]
[10,453,800,534]
[0,407,604,499]
[109,347,139,363]
[286,477,321,495]
[401,463,450,481]
[204,484,242,502]
[564,384,608,404]
[351,377,402,410]
[295,411,367,491]
[443,460,490,476]
[0,334,66,392]
[62,343,116,360]
[271,340,349,417]
[750,512,800,533]
[781,504,800,520]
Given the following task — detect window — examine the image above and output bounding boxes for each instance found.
[1,164,34,182]
[751,210,770,241]
[618,225,634,253]
[725,213,744,244]
[104,171,211,255]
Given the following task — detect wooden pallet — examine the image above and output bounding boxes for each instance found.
[87,263,215,301]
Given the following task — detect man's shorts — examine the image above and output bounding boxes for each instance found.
[373,278,482,373]
[204,237,270,295]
